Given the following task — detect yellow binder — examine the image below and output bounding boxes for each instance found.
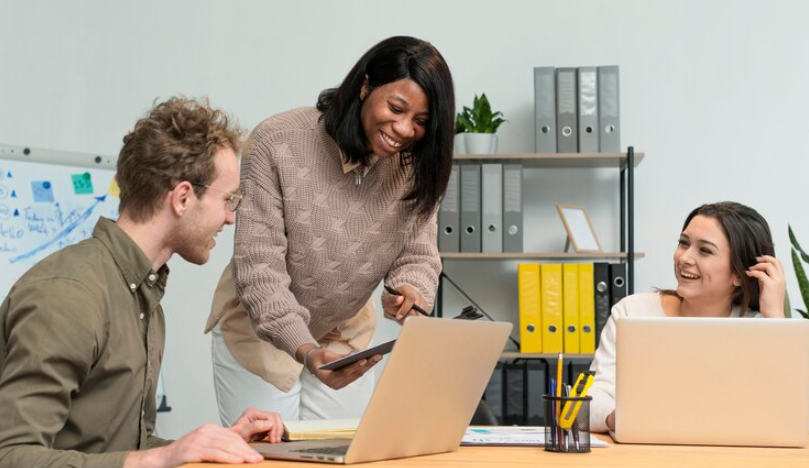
[540,263,563,353]
[518,263,542,353]
[578,263,596,353]
[562,263,580,353]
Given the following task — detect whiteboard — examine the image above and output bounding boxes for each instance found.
[0,145,119,299]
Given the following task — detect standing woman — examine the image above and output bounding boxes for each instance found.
[205,36,455,424]
[588,201,786,433]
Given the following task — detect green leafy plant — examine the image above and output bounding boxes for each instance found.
[789,225,809,319]
[455,93,507,134]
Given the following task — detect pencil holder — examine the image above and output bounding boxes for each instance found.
[542,395,592,453]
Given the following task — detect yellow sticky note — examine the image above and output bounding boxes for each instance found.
[108,178,120,198]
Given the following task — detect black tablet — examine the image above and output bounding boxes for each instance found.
[318,339,396,371]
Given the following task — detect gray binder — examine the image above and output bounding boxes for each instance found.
[502,164,523,253]
[460,164,481,253]
[481,164,503,253]
[598,65,621,153]
[556,68,578,153]
[438,165,460,252]
[533,67,556,153]
[577,67,599,153]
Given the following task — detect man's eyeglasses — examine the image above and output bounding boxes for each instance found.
[191,183,244,212]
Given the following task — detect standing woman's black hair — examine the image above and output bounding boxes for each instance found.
[316,36,455,219]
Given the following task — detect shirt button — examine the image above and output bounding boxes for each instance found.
[140,313,145,320]
[129,283,137,291]
[148,274,157,282]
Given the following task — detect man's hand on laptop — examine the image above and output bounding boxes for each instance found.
[124,408,283,468]
[299,344,382,390]
[230,407,285,443]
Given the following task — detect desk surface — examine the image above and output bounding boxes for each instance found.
[184,435,809,468]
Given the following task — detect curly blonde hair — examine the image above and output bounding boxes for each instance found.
[117,97,243,222]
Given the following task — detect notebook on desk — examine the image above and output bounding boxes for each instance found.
[611,317,809,447]
[253,317,512,464]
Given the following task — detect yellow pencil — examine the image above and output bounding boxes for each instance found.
[556,353,563,417]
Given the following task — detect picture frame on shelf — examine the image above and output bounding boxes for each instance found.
[556,205,603,253]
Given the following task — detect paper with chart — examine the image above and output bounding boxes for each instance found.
[462,426,608,448]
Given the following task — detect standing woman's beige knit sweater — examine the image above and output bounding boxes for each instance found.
[231,107,440,359]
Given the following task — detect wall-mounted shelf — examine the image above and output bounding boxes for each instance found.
[441,252,645,260]
[501,352,595,360]
[453,152,644,168]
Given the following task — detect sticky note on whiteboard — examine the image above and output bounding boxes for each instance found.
[107,178,120,198]
[72,172,94,195]
[31,181,55,202]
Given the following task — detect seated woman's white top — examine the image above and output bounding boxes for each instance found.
[588,292,755,432]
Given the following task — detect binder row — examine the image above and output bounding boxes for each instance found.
[534,66,621,154]
[438,163,523,253]
[518,262,627,354]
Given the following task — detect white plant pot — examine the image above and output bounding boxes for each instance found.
[454,133,466,154]
[464,133,498,154]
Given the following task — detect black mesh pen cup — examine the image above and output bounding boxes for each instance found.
[543,395,592,453]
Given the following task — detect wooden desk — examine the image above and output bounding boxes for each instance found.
[184,435,809,468]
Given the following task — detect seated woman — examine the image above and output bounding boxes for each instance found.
[588,201,786,432]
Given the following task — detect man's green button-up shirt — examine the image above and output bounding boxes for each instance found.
[0,217,171,468]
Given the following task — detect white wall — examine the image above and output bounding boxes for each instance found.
[2,0,808,439]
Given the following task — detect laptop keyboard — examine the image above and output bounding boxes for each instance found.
[292,446,349,456]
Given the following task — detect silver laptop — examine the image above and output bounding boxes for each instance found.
[253,317,512,463]
[612,317,809,447]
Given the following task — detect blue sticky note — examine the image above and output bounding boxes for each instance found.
[32,181,55,203]
[71,172,94,195]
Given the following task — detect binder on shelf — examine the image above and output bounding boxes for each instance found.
[484,363,504,424]
[502,164,523,253]
[518,263,542,353]
[598,65,621,153]
[481,164,503,253]
[578,263,596,354]
[533,66,556,153]
[504,363,525,425]
[526,361,547,425]
[594,262,611,346]
[609,263,627,306]
[577,67,599,153]
[555,68,578,153]
[438,164,460,252]
[460,164,481,252]
[540,263,563,353]
[562,263,580,354]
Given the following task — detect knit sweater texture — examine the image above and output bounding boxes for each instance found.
[232,107,440,358]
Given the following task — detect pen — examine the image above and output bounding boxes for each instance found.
[384,285,431,317]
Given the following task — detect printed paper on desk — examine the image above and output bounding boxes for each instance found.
[461,427,608,448]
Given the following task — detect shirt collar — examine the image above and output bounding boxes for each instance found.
[339,148,381,177]
[93,217,170,295]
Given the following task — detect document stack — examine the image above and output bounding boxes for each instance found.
[534,66,621,153]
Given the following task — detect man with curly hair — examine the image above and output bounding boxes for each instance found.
[0,97,282,468]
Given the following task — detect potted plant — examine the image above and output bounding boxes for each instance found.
[455,93,507,154]
[789,225,809,319]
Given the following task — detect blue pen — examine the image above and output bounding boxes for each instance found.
[549,378,557,448]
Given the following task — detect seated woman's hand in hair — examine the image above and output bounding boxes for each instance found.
[745,255,786,318]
